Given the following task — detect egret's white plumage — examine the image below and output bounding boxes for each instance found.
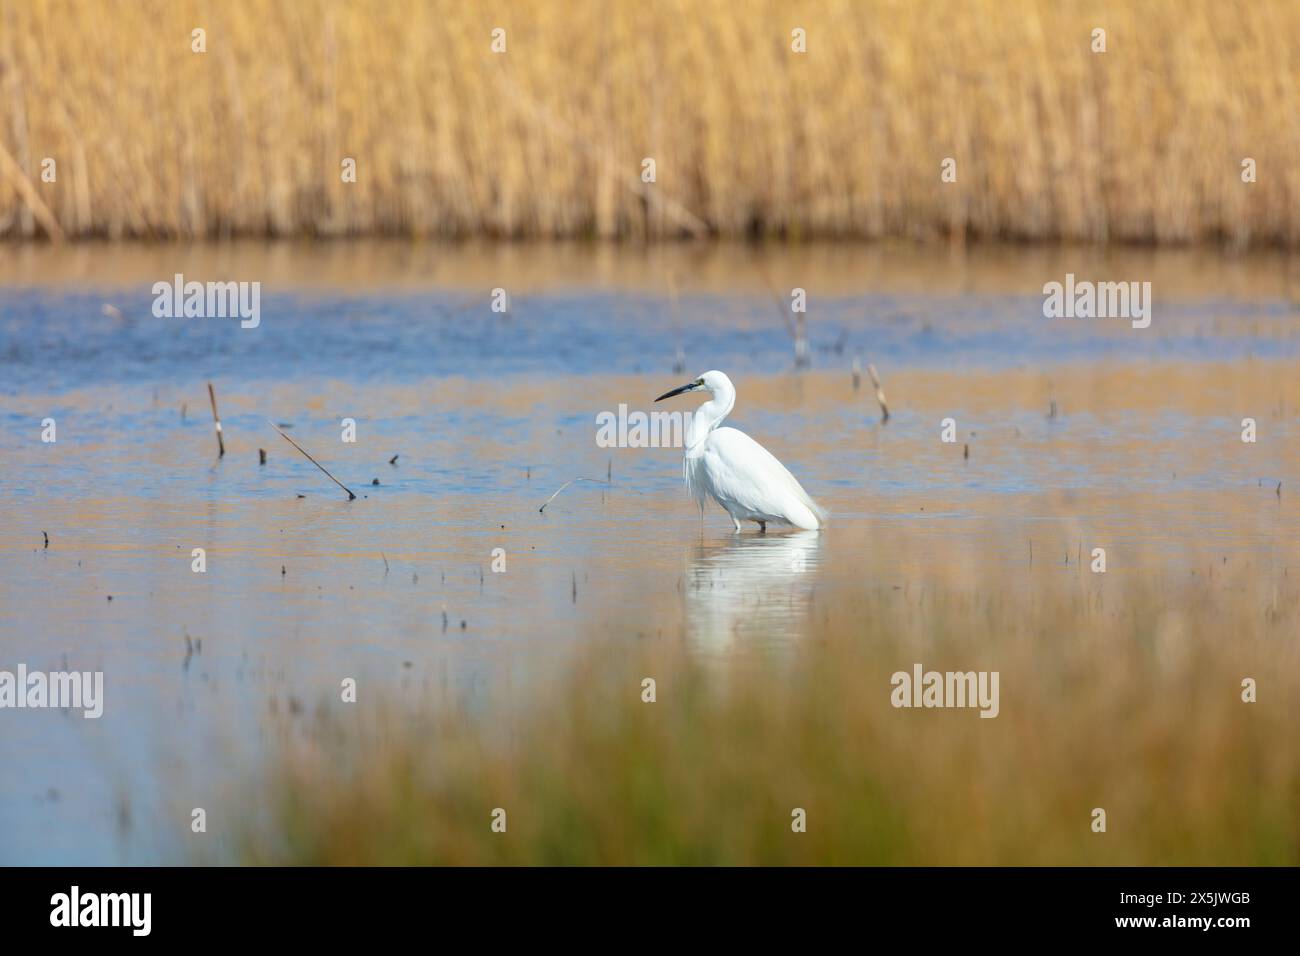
[656,370,826,532]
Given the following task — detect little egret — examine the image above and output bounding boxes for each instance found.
[655,370,827,532]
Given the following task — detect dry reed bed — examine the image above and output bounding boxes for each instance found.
[1,0,1297,244]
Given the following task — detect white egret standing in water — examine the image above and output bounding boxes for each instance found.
[655,370,827,532]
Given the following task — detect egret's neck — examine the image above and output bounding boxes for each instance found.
[686,387,734,454]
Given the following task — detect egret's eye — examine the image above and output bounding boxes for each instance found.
[695,379,704,386]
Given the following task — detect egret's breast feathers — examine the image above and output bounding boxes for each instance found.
[684,455,711,509]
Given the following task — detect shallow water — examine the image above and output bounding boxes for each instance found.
[1,242,1297,863]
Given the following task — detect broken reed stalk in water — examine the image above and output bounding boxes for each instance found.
[868,364,890,423]
[667,273,686,375]
[754,262,809,368]
[538,477,610,514]
[207,382,225,457]
[267,420,357,501]
[538,475,648,513]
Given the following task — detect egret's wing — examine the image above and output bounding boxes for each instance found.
[704,427,827,526]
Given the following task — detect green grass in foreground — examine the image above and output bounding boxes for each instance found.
[231,550,1300,865]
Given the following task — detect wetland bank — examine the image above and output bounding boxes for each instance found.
[1,240,1296,864]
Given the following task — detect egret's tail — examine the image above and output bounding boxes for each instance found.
[791,484,828,530]
[808,501,830,529]
[808,496,829,528]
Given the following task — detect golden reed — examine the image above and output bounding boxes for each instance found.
[1,0,1296,244]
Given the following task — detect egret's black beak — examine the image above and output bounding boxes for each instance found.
[655,382,698,402]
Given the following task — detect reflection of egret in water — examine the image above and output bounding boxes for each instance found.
[683,530,824,654]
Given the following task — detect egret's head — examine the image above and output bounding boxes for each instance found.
[655,370,732,402]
